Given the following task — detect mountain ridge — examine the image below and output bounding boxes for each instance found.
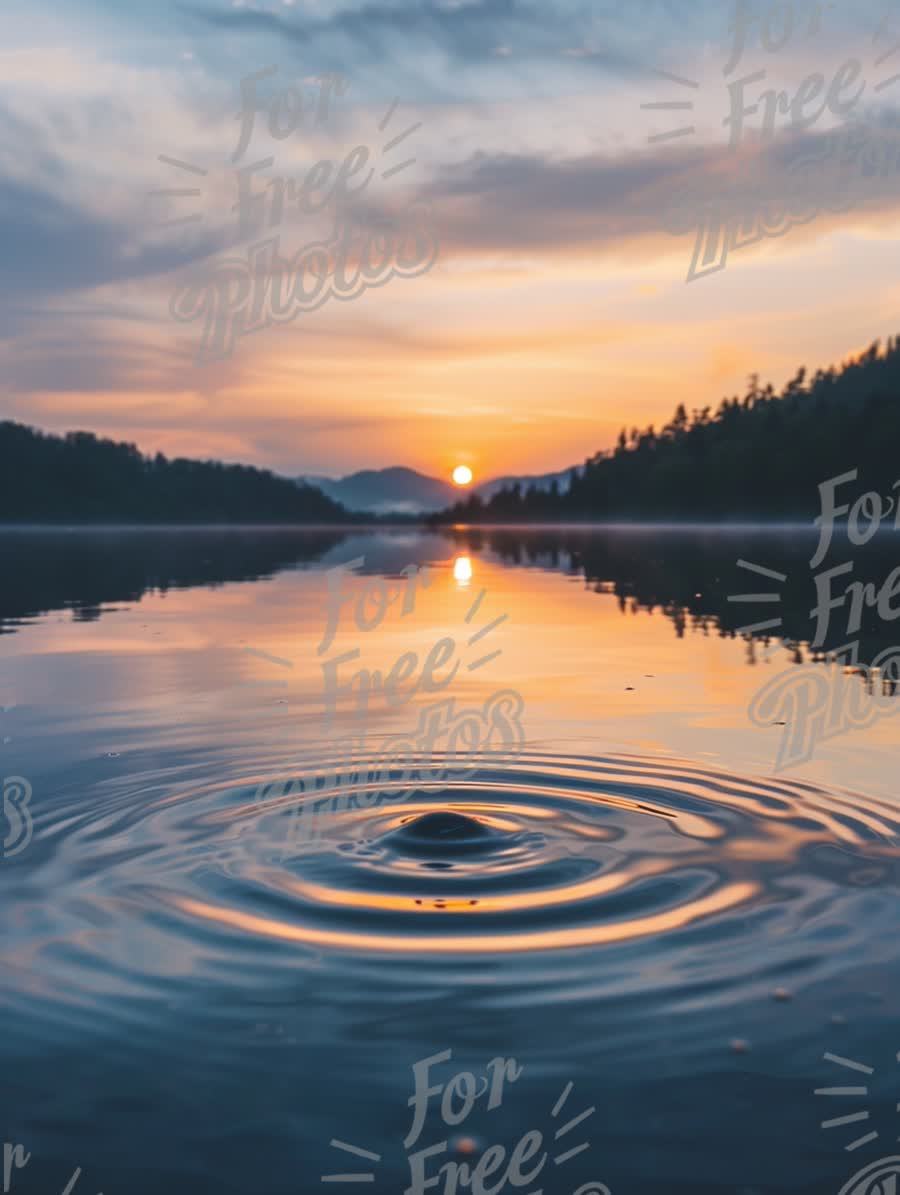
[299,465,571,514]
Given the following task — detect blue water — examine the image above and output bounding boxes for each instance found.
[2,527,899,1195]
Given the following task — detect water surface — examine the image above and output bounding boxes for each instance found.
[2,527,899,1195]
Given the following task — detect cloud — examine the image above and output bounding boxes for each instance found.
[4,0,900,477]
[180,0,644,77]
[415,117,900,262]
[0,174,218,306]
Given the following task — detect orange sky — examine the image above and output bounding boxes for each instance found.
[3,1,900,482]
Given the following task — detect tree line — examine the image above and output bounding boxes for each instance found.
[0,421,351,523]
[431,337,900,523]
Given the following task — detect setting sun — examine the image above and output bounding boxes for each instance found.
[452,465,473,486]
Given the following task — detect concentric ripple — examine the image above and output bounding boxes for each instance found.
[158,751,900,961]
[9,750,900,1028]
[17,745,894,979]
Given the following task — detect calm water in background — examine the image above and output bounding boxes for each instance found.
[2,526,900,1195]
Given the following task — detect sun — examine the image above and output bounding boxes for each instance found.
[452,465,473,486]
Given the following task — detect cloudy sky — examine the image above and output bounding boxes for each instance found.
[3,0,900,481]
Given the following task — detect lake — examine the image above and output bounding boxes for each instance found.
[2,526,899,1195]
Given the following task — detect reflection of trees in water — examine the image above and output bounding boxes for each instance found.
[443,526,900,675]
[0,528,348,631]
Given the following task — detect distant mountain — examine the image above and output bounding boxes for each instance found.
[299,467,459,515]
[299,466,575,515]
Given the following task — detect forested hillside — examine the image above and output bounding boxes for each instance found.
[433,339,900,522]
[0,422,350,523]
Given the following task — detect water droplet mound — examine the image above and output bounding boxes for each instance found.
[388,809,498,850]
